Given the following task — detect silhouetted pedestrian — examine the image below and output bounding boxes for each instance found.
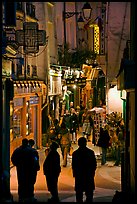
[28,139,40,197]
[70,108,78,143]
[114,119,125,166]
[63,109,71,133]
[59,122,71,167]
[11,138,39,202]
[72,137,97,202]
[79,104,85,127]
[53,119,62,145]
[43,141,61,202]
[88,112,94,142]
[53,119,61,137]
[46,127,58,147]
[82,108,88,137]
[97,126,110,165]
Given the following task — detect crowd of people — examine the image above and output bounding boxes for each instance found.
[45,107,125,171]
[11,105,125,202]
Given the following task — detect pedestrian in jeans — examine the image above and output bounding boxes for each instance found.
[43,141,61,202]
[72,137,97,202]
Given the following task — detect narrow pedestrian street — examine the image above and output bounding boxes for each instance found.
[10,129,121,202]
[2,2,136,202]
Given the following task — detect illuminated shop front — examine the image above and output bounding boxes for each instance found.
[10,80,46,162]
[48,68,62,120]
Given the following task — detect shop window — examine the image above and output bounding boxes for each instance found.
[26,101,32,135]
[10,102,14,142]
[13,108,22,138]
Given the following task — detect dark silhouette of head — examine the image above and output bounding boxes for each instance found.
[78,137,87,148]
[28,139,35,147]
[22,138,28,147]
[50,141,59,150]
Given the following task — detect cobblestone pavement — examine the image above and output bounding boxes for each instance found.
[10,130,121,202]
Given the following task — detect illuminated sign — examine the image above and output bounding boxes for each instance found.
[76,77,87,87]
[66,77,87,88]
[94,25,99,54]
[66,79,75,87]
[30,96,39,105]
[16,22,46,54]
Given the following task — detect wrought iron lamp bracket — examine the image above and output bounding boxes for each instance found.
[63,11,80,20]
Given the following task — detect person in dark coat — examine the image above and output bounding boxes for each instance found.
[43,141,61,202]
[46,127,58,147]
[114,119,125,166]
[97,126,110,165]
[59,122,71,167]
[63,109,71,133]
[53,119,61,137]
[70,108,78,143]
[28,139,40,198]
[72,137,97,202]
[11,138,39,202]
[53,119,62,145]
[88,112,94,142]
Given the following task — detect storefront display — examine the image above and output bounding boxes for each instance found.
[26,101,32,135]
[13,108,22,138]
[12,98,23,139]
[10,80,44,162]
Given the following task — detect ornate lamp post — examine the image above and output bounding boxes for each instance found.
[63,2,92,44]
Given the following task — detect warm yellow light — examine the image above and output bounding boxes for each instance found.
[121,90,126,100]
[94,25,99,54]
[10,105,13,116]
[6,45,17,55]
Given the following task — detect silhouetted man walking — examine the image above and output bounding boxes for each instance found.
[28,139,40,200]
[72,137,97,202]
[43,141,61,202]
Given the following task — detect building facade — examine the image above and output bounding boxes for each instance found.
[2,2,59,167]
[1,1,135,201]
